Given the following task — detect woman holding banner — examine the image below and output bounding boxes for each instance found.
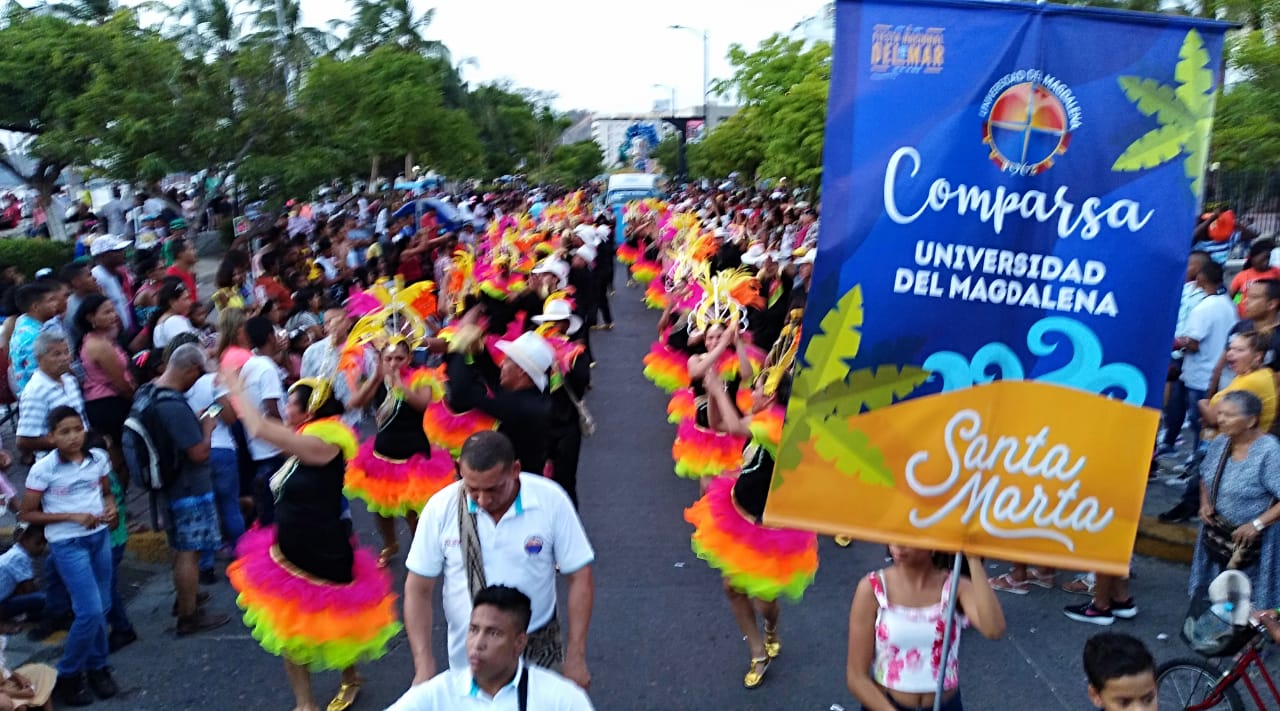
[684,315,818,689]
[846,548,1005,711]
[1188,390,1280,609]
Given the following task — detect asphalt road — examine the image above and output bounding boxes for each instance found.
[16,281,1232,710]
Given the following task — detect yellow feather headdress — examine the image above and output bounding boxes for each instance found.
[690,268,760,334]
[760,310,803,397]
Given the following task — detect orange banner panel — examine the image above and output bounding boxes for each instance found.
[764,380,1157,576]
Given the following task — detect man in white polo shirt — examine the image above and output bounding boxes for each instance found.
[405,431,595,690]
[16,332,86,460]
[388,585,593,710]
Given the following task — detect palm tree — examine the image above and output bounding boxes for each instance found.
[332,0,449,59]
[40,0,117,23]
[160,0,246,60]
[241,0,335,98]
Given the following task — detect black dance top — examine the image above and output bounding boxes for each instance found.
[373,383,433,460]
[733,442,774,522]
[273,452,354,583]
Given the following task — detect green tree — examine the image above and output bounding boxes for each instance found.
[333,0,449,58]
[466,83,570,179]
[536,140,602,187]
[0,12,185,202]
[709,34,830,189]
[1212,31,1280,170]
[295,47,481,189]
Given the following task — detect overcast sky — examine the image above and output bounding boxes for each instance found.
[301,0,830,114]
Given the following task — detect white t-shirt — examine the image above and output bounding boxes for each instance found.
[152,315,196,349]
[186,373,234,451]
[386,659,593,711]
[25,448,109,543]
[0,543,34,602]
[408,475,595,670]
[1181,292,1237,391]
[240,354,284,460]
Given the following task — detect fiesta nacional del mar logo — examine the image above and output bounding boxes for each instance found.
[980,70,1083,176]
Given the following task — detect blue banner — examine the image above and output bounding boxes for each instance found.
[766,0,1231,573]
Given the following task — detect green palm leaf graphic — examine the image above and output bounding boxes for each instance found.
[1112,29,1218,200]
[792,284,862,400]
[811,418,894,487]
[809,364,931,417]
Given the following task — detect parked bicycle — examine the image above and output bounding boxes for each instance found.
[1157,571,1280,710]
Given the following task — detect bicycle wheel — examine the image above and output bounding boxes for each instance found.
[1157,657,1244,711]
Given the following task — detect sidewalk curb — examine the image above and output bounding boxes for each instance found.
[1134,515,1195,564]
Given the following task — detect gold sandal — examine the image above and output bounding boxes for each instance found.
[764,625,781,659]
[376,544,399,569]
[743,656,771,688]
[326,678,362,711]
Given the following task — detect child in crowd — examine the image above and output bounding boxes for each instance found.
[0,526,46,630]
[104,469,136,653]
[18,407,119,706]
[1082,633,1157,711]
[188,301,217,353]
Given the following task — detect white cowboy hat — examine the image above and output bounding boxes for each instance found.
[531,259,570,289]
[531,298,583,335]
[495,331,554,391]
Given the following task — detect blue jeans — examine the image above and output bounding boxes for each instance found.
[1163,381,1207,452]
[107,544,133,634]
[0,592,45,620]
[43,554,70,622]
[253,456,285,526]
[49,529,112,675]
[200,448,247,571]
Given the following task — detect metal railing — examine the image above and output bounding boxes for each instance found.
[1206,169,1280,237]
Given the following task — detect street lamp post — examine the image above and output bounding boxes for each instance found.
[669,24,710,120]
[652,83,676,118]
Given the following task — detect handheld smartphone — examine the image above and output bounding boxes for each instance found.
[202,403,224,420]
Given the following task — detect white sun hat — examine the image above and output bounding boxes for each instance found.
[531,298,583,335]
[495,331,555,392]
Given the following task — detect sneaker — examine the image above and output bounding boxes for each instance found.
[198,568,219,585]
[54,672,93,707]
[176,610,231,637]
[87,667,118,699]
[1063,601,1115,626]
[108,628,138,652]
[1158,502,1197,524]
[1153,443,1176,458]
[1110,597,1139,620]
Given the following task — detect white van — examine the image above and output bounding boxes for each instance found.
[605,173,664,206]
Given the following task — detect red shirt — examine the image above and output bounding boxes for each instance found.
[1230,266,1280,317]
[255,275,294,312]
[166,265,198,302]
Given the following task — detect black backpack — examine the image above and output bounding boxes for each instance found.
[122,384,187,492]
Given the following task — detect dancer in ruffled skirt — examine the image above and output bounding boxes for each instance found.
[685,319,816,689]
[222,375,401,711]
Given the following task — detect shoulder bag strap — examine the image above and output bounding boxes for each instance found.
[1210,442,1231,509]
[458,488,487,600]
[517,666,529,711]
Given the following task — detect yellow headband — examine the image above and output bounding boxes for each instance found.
[289,377,334,415]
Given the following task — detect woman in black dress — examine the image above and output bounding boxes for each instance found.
[223,374,400,711]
